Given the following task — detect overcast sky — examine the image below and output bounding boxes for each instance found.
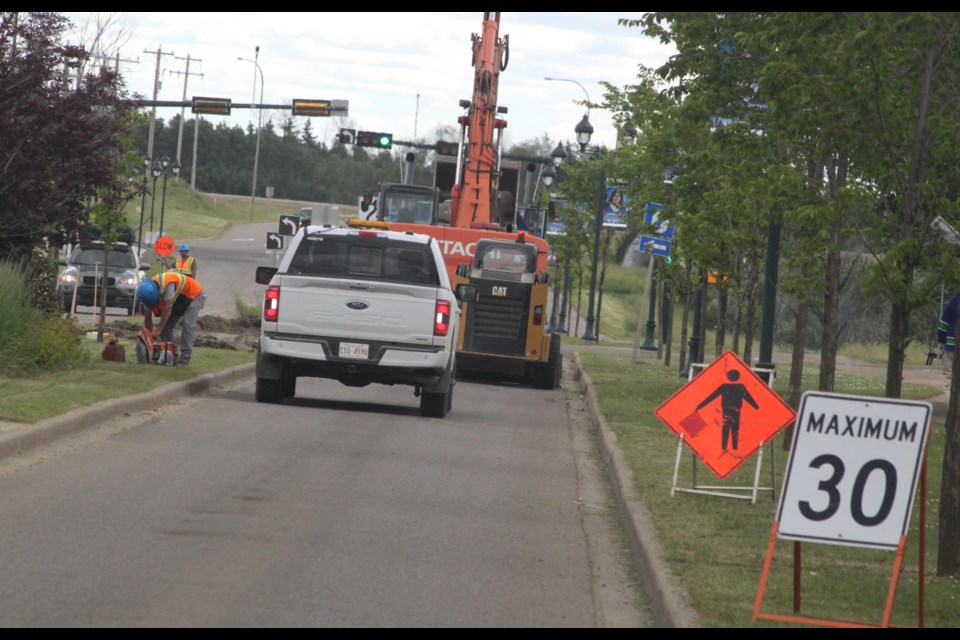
[63,12,675,151]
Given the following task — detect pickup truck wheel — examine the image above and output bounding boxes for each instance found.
[420,388,449,418]
[533,333,562,389]
[281,371,296,399]
[256,377,283,403]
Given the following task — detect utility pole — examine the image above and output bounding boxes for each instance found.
[170,54,203,181]
[143,46,175,217]
[90,51,137,74]
[143,46,175,168]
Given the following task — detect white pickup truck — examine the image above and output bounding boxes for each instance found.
[254,224,477,418]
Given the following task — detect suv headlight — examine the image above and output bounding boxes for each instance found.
[117,271,139,286]
[58,269,78,284]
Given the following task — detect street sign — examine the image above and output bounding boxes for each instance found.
[655,350,796,479]
[775,391,931,550]
[644,203,675,240]
[266,233,283,250]
[278,215,301,237]
[639,236,672,257]
[153,234,175,257]
[358,195,379,220]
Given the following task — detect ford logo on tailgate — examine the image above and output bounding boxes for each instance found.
[346,300,369,310]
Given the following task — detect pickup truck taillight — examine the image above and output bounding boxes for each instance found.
[263,285,280,322]
[434,299,451,336]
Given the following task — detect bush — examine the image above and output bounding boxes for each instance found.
[32,315,87,369]
[0,258,87,376]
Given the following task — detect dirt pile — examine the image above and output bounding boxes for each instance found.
[103,315,261,352]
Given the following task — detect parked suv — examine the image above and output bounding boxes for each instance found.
[57,242,146,316]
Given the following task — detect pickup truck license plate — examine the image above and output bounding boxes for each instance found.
[339,342,369,359]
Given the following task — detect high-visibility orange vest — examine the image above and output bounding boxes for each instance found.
[174,255,196,276]
[148,272,203,314]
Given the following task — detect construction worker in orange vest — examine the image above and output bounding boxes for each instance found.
[137,271,205,366]
[165,243,198,279]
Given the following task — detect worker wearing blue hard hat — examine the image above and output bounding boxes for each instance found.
[163,243,198,279]
[136,271,205,366]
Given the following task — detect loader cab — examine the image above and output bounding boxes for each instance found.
[473,238,539,282]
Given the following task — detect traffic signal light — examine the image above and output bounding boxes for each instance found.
[356,131,393,149]
[436,140,458,156]
[191,96,231,116]
[337,128,356,144]
[292,99,332,117]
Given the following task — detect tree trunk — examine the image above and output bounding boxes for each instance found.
[742,253,761,365]
[715,284,728,357]
[884,299,910,399]
[819,240,841,392]
[678,260,693,373]
[938,343,960,576]
[662,281,673,367]
[698,272,708,362]
[731,255,743,354]
[783,301,808,451]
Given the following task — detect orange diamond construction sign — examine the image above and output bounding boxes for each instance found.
[655,350,797,479]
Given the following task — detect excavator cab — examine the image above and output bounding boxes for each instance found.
[377,183,439,225]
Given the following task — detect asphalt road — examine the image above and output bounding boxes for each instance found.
[0,360,653,627]
[8,221,674,627]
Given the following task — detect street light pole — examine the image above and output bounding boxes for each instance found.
[148,160,161,240]
[558,258,571,333]
[679,268,706,379]
[158,157,181,237]
[755,218,782,382]
[548,142,570,334]
[239,47,263,222]
[641,258,658,350]
[581,167,604,341]
[136,154,151,258]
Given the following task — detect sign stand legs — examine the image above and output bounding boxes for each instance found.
[670,436,775,504]
[669,363,780,504]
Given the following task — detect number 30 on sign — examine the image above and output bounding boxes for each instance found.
[775,391,931,550]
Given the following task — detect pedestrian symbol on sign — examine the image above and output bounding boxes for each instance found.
[695,369,759,455]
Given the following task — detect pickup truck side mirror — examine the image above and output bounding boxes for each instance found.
[256,266,279,285]
[455,283,479,304]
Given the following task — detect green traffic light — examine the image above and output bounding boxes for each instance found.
[378,134,392,148]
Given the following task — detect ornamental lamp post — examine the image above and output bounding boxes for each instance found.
[158,156,181,238]
[543,76,603,341]
[148,159,162,240]
[541,163,562,330]
[551,142,567,168]
[549,142,570,334]
[136,154,151,259]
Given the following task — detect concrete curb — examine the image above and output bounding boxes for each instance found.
[0,363,255,461]
[572,351,701,628]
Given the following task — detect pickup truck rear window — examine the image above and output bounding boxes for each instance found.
[287,236,440,286]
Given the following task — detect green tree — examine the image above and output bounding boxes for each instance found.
[0,12,135,263]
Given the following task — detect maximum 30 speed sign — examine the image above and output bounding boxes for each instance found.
[776,391,931,550]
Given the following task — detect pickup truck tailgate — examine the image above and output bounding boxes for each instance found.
[273,275,441,345]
